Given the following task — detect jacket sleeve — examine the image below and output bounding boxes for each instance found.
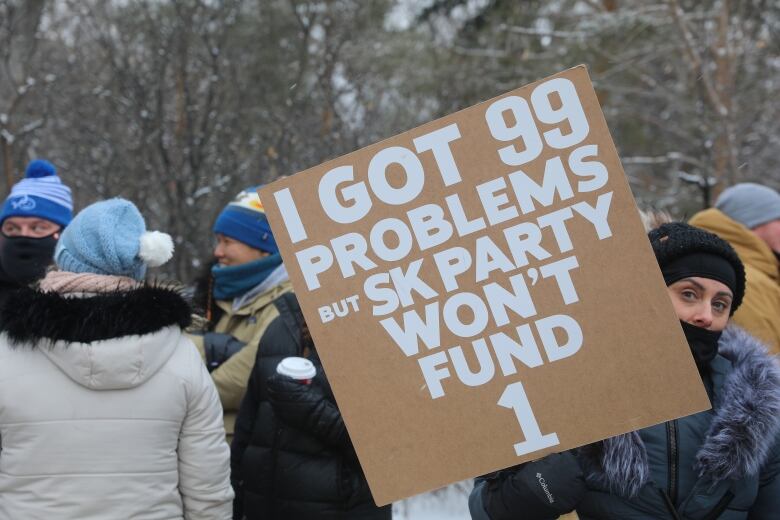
[473,452,585,520]
[266,373,349,448]
[230,353,264,520]
[178,343,234,520]
[748,438,780,519]
[469,478,493,520]
[210,301,283,412]
[210,335,261,413]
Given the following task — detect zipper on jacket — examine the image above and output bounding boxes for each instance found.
[659,490,683,520]
[666,420,679,505]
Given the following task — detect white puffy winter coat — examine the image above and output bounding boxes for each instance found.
[0,286,234,520]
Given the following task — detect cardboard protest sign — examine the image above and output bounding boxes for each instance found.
[260,65,710,505]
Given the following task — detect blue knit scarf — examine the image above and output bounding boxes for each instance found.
[211,254,283,300]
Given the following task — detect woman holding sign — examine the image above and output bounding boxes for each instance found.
[470,222,780,520]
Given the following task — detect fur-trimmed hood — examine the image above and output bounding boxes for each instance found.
[587,325,780,497]
[0,286,192,390]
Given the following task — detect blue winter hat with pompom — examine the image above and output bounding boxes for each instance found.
[54,198,174,281]
[213,186,278,253]
[0,159,73,228]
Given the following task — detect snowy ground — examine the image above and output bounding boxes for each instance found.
[392,480,473,520]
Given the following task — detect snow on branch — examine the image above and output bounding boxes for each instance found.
[498,24,588,39]
[677,171,717,187]
[621,152,706,169]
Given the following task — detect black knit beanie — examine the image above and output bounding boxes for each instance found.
[648,222,746,314]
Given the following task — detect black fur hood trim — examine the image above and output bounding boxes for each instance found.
[0,285,192,346]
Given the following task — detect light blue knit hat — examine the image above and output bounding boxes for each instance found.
[54,198,174,280]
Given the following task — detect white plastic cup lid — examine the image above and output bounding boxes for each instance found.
[276,357,316,380]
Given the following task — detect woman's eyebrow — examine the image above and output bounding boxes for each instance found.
[679,277,705,290]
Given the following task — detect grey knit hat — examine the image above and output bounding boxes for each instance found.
[715,183,780,229]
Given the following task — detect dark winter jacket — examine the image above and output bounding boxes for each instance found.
[231,293,391,520]
[470,326,780,520]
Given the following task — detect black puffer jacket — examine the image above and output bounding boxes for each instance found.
[231,293,391,520]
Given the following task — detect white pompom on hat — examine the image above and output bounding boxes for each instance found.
[139,231,174,267]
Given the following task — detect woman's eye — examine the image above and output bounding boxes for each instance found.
[713,301,729,313]
[681,290,697,300]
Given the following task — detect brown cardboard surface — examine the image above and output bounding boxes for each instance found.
[259,66,711,505]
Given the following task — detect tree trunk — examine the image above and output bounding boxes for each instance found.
[2,135,13,197]
[712,0,736,199]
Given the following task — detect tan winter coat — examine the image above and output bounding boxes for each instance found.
[689,208,780,353]
[190,280,293,437]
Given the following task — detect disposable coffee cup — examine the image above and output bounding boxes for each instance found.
[276,357,316,385]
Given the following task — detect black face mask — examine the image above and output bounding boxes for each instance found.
[680,320,722,373]
[0,233,58,286]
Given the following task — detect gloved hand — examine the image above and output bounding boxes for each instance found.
[266,373,323,429]
[266,372,348,447]
[203,332,245,372]
[482,452,586,520]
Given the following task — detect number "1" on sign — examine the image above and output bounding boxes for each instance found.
[498,382,560,456]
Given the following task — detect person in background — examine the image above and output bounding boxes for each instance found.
[0,198,233,519]
[690,183,780,353]
[231,292,392,520]
[0,159,72,306]
[190,186,292,441]
[469,222,780,520]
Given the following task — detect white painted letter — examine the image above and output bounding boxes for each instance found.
[483,273,537,326]
[331,232,377,278]
[498,382,560,456]
[368,146,425,205]
[389,259,438,308]
[573,192,613,240]
[443,292,489,338]
[364,272,399,316]
[449,341,496,388]
[419,351,451,399]
[407,203,454,251]
[380,302,441,356]
[319,166,371,224]
[370,218,413,262]
[433,247,472,293]
[508,157,574,215]
[273,188,307,243]
[536,314,583,362]
[569,144,608,193]
[413,123,463,186]
[296,244,334,290]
